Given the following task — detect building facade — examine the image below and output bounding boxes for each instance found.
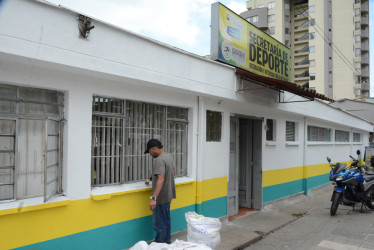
[0,1,372,249]
[242,0,370,100]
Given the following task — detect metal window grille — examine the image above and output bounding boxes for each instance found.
[91,97,188,186]
[0,84,63,202]
[286,121,296,141]
[307,126,331,142]
[335,130,349,142]
[353,132,361,142]
[206,110,222,142]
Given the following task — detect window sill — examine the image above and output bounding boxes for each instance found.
[307,142,334,146]
[91,176,195,201]
[265,141,277,146]
[285,142,300,146]
[0,195,70,216]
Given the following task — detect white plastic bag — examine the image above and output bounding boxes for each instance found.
[185,211,221,249]
[129,239,212,250]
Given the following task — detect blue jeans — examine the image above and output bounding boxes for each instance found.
[153,202,171,244]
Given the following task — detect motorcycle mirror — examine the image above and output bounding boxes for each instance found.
[356,150,361,156]
[326,157,331,163]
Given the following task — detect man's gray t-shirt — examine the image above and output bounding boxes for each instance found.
[152,152,176,205]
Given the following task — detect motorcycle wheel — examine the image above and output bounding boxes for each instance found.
[330,192,341,216]
[365,189,374,209]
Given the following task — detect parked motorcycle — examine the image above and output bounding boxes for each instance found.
[327,150,374,216]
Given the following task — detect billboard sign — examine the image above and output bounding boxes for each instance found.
[211,2,290,82]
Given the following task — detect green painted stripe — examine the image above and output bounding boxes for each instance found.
[263,174,331,203]
[15,197,227,250]
[263,179,304,203]
[306,173,330,190]
[196,196,227,218]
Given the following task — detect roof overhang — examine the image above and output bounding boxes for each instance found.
[235,68,334,103]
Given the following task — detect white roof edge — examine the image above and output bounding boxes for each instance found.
[316,99,374,126]
[34,0,235,70]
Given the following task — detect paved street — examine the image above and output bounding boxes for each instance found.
[245,194,374,250]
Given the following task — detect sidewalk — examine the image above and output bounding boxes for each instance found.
[170,184,332,250]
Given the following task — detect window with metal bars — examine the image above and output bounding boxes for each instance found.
[91,97,188,186]
[206,110,222,142]
[285,121,296,142]
[335,130,349,142]
[307,125,331,142]
[0,83,64,202]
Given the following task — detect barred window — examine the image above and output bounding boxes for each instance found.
[286,121,296,141]
[206,110,222,142]
[307,125,331,142]
[335,130,349,142]
[91,97,188,186]
[0,84,64,202]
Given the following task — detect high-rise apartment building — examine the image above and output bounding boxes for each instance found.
[241,0,370,100]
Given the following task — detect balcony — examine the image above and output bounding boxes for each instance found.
[361,1,369,12]
[361,68,369,77]
[361,56,369,64]
[295,19,314,30]
[361,29,369,38]
[294,0,308,6]
[361,42,369,51]
[295,57,309,67]
[361,16,369,25]
[295,70,309,79]
[294,8,308,19]
[295,46,312,54]
[362,82,370,91]
[295,32,314,42]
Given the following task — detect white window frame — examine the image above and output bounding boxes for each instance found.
[268,2,275,10]
[285,121,299,145]
[335,130,350,143]
[307,125,331,142]
[0,84,64,202]
[268,14,275,23]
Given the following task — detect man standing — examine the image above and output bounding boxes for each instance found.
[144,139,176,244]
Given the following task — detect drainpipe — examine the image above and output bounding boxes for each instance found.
[303,116,308,195]
[196,96,204,213]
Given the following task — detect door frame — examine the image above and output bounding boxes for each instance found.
[228,115,263,216]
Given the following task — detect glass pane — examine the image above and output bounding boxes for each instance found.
[0,84,17,99]
[17,119,44,199]
[167,121,187,177]
[19,87,62,104]
[167,106,188,120]
[92,116,123,186]
[93,96,124,115]
[0,100,16,114]
[124,102,165,182]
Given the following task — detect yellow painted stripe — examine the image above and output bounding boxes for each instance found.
[0,177,227,250]
[263,162,352,187]
[263,166,303,187]
[196,176,228,204]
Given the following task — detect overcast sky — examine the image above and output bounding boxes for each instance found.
[46,0,247,56]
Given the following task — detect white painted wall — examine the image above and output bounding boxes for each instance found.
[0,0,372,204]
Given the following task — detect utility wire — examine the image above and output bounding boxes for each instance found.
[294,5,360,75]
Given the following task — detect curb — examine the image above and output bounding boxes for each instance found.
[231,216,301,250]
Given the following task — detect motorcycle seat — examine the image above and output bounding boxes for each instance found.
[365,170,374,175]
[364,175,374,182]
